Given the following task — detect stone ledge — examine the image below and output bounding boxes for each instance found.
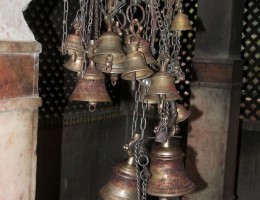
[192,58,244,85]
[0,41,42,54]
[0,96,42,112]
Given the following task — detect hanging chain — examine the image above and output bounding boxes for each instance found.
[86,0,94,45]
[131,83,141,138]
[61,0,69,55]
[152,0,169,56]
[94,0,100,40]
[133,82,150,200]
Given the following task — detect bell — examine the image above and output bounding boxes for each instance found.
[147,138,196,197]
[171,11,192,31]
[146,62,182,101]
[93,22,126,71]
[121,38,154,81]
[176,103,191,123]
[99,156,137,200]
[61,22,84,55]
[125,20,157,65]
[63,51,84,73]
[70,59,111,112]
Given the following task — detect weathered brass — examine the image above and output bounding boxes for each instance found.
[93,21,126,70]
[99,156,137,200]
[63,51,84,72]
[176,103,191,123]
[147,138,196,197]
[70,59,111,112]
[96,62,126,85]
[125,20,157,65]
[146,63,182,101]
[121,38,154,81]
[171,11,192,31]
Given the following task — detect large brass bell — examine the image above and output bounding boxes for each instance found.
[99,156,137,200]
[93,17,126,72]
[64,51,84,73]
[70,59,111,112]
[146,60,182,101]
[147,138,196,197]
[99,134,140,200]
[171,10,192,31]
[121,36,154,81]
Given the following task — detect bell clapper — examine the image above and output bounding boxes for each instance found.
[110,73,118,86]
[131,72,136,91]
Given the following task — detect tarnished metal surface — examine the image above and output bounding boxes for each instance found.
[148,142,195,197]
[99,157,137,200]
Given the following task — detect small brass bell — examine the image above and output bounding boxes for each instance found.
[93,17,126,71]
[147,138,196,197]
[176,103,191,123]
[63,51,84,73]
[62,22,84,55]
[70,59,111,112]
[125,20,157,65]
[121,37,154,81]
[99,156,137,200]
[171,10,192,31]
[146,61,182,101]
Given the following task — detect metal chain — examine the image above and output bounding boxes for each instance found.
[94,0,100,39]
[61,0,69,55]
[86,0,94,45]
[132,83,141,138]
[152,0,169,56]
[133,82,150,200]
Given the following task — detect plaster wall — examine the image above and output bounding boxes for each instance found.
[0,0,35,41]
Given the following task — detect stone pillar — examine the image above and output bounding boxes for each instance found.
[185,0,245,199]
[0,1,41,200]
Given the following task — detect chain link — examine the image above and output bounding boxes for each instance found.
[61,0,69,55]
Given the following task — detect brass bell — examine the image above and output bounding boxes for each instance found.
[63,22,84,55]
[171,10,192,31]
[93,18,126,71]
[147,138,196,197]
[70,59,111,112]
[63,51,84,73]
[121,37,154,81]
[99,156,137,200]
[125,21,157,65]
[146,61,182,101]
[176,103,191,123]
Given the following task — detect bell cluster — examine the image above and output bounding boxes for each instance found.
[60,0,194,199]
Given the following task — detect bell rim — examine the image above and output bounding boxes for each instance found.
[121,69,154,81]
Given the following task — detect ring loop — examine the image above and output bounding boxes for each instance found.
[138,154,149,167]
[126,4,145,24]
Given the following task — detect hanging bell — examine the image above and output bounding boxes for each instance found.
[147,138,196,197]
[70,59,111,112]
[146,61,182,101]
[93,19,126,72]
[138,38,158,65]
[63,51,84,73]
[121,37,154,81]
[62,22,84,55]
[99,156,137,200]
[171,10,192,31]
[176,103,191,123]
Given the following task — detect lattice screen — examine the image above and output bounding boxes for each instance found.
[240,0,260,121]
[24,0,198,119]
